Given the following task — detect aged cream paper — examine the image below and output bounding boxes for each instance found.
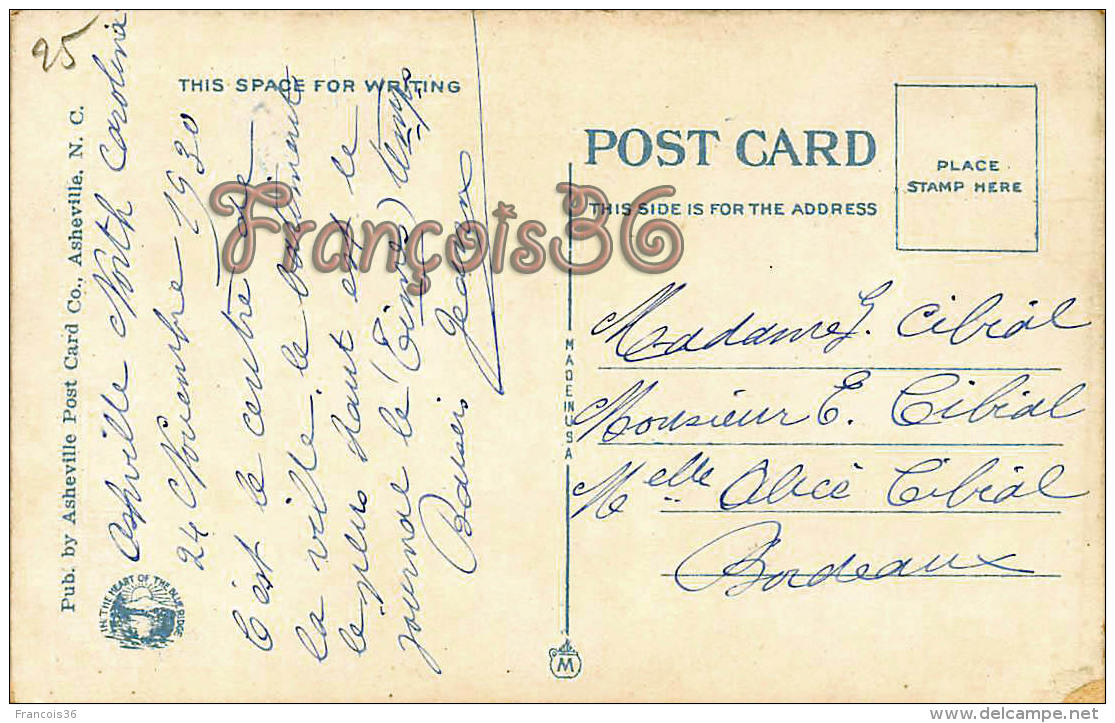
[9,10,1105,702]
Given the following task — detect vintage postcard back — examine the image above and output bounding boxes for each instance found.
[9,10,1105,702]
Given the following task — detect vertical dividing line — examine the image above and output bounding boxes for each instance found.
[567,162,573,332]
[564,463,571,635]
[564,161,573,636]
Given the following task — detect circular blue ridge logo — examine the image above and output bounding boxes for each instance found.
[99,573,184,650]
